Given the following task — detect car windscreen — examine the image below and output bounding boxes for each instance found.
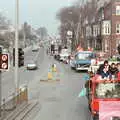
[76,53,96,60]
[95,82,120,99]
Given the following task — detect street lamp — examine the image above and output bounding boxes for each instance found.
[14,0,19,100]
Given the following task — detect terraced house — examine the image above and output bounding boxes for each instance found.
[84,0,120,56]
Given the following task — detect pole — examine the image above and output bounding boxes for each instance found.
[15,0,19,98]
[0,71,1,117]
[0,47,2,117]
[110,0,113,57]
[76,14,81,46]
[75,0,85,47]
[23,27,26,48]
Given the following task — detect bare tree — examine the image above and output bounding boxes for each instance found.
[36,27,47,40]
[56,6,80,46]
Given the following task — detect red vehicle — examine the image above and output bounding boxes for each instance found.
[87,76,120,120]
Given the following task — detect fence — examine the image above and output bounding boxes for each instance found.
[0,86,28,119]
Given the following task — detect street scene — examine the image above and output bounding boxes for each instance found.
[1,0,120,120]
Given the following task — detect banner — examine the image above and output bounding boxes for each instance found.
[99,101,120,120]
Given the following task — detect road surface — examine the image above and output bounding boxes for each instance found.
[2,47,91,120]
[27,48,91,120]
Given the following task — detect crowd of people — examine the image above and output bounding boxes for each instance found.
[96,60,120,80]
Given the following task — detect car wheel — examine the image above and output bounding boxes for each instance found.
[71,67,75,70]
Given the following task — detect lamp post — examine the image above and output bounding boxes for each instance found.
[15,0,19,100]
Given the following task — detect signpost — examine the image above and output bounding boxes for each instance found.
[0,47,9,117]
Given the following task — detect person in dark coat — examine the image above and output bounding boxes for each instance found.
[97,60,110,78]
[109,63,118,77]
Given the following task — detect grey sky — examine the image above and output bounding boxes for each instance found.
[0,0,75,35]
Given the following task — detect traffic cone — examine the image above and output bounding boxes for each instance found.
[52,64,57,72]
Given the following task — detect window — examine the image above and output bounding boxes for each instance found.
[104,23,110,34]
[116,6,120,15]
[95,82,120,99]
[102,21,111,35]
[116,24,120,34]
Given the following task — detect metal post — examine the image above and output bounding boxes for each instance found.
[0,46,2,117]
[76,15,81,46]
[15,0,19,101]
[0,71,1,117]
[3,98,5,118]
[23,26,26,48]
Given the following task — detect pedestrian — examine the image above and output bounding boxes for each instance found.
[58,45,62,54]
[97,60,110,79]
[109,63,118,79]
[117,63,120,80]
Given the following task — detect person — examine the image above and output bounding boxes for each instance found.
[117,63,120,80]
[58,45,62,54]
[109,63,118,79]
[97,60,110,79]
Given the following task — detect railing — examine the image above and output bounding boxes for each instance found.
[0,85,28,119]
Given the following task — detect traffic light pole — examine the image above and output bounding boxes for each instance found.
[0,70,1,117]
[15,0,19,99]
[0,47,2,117]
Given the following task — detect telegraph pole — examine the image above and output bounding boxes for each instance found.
[0,71,1,117]
[15,0,19,98]
[76,0,85,47]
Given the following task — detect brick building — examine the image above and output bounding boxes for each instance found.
[83,0,120,57]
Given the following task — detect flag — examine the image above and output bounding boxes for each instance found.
[78,88,86,97]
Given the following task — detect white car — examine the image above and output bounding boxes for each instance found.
[59,49,70,61]
[3,48,9,53]
[27,61,37,70]
[32,45,39,52]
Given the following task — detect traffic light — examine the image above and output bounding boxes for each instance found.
[13,48,24,67]
[18,48,24,67]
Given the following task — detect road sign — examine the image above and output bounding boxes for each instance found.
[2,54,8,61]
[0,54,9,70]
[2,63,8,69]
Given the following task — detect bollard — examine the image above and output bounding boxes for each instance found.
[48,72,52,80]
[16,89,20,104]
[12,93,16,109]
[3,98,6,118]
[24,86,28,102]
[52,64,57,72]
[19,88,22,104]
[20,86,28,102]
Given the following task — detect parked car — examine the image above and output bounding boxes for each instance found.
[59,49,70,61]
[63,56,69,64]
[71,51,96,71]
[70,55,76,69]
[26,60,37,70]
[3,48,9,53]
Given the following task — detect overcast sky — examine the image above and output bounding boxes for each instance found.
[0,0,75,35]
